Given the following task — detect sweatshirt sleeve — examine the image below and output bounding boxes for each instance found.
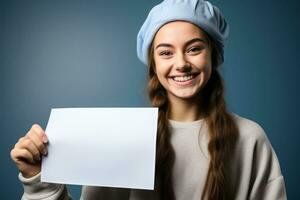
[258,175,286,200]
[248,125,287,200]
[19,172,72,200]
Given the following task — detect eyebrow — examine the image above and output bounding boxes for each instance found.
[155,38,207,49]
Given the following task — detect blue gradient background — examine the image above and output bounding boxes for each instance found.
[1,0,299,199]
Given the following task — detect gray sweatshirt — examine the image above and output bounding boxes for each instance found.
[19,114,287,200]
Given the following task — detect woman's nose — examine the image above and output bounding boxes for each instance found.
[175,54,191,72]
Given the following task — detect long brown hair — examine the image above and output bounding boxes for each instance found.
[147,31,238,200]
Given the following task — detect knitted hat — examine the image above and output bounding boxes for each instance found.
[136,0,229,65]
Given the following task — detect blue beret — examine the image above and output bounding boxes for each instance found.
[136,0,230,66]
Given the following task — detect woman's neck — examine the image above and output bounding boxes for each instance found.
[167,93,203,122]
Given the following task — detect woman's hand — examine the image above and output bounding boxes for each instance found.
[10,124,48,178]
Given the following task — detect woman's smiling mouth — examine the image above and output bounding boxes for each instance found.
[168,73,200,86]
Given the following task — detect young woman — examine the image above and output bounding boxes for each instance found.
[11,0,287,199]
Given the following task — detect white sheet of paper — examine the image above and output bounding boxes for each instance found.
[41,107,158,190]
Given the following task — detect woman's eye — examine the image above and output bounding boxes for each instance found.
[187,46,203,53]
[159,50,172,56]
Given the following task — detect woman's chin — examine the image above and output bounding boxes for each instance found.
[168,90,199,100]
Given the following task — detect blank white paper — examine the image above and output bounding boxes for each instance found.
[41,107,158,190]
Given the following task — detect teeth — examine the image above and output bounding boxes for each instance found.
[173,75,194,82]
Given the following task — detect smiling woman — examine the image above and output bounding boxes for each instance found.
[11,0,287,200]
[141,0,286,199]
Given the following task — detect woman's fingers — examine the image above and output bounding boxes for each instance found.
[11,124,48,164]
[15,137,41,162]
[26,128,48,156]
[10,123,47,178]
[30,124,48,143]
[11,146,35,164]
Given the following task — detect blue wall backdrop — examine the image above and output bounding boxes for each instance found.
[1,0,299,199]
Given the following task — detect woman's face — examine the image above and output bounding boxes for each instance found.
[153,21,212,101]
